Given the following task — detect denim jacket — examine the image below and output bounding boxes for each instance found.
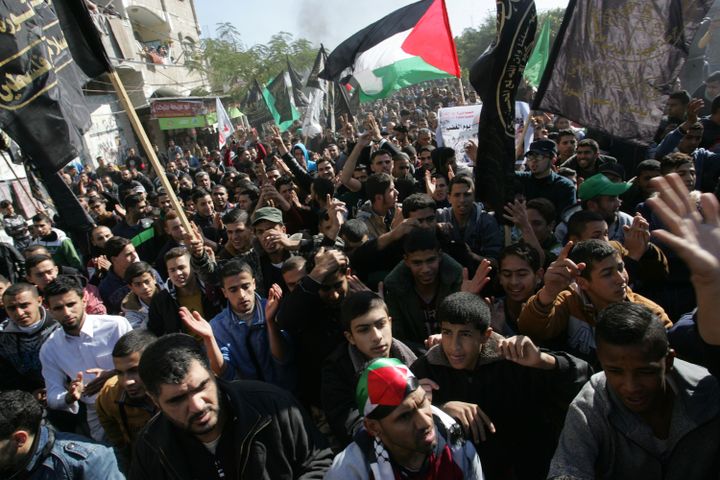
[12,425,123,480]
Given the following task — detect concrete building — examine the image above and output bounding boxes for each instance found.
[82,0,209,167]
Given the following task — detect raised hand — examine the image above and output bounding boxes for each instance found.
[498,335,548,368]
[265,283,283,322]
[646,173,720,280]
[179,306,213,339]
[622,214,650,260]
[461,259,492,295]
[538,242,585,306]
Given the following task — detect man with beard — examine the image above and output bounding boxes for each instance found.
[96,329,157,464]
[326,357,484,479]
[130,333,333,479]
[39,277,132,441]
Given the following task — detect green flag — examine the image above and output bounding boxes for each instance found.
[262,71,300,132]
[524,19,551,88]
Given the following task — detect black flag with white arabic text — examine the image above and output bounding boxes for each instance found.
[533,0,713,142]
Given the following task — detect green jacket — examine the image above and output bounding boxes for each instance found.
[384,253,463,349]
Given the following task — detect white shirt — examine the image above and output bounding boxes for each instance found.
[40,314,132,413]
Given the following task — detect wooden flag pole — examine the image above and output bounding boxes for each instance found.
[458,77,466,104]
[108,71,194,235]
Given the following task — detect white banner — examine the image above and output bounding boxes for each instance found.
[437,102,533,166]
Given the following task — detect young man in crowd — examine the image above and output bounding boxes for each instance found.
[549,303,720,479]
[321,291,417,447]
[435,175,503,261]
[30,213,83,271]
[40,277,132,440]
[131,333,333,478]
[1,200,32,251]
[0,390,123,478]
[96,329,157,466]
[154,211,187,279]
[515,139,577,219]
[356,172,399,239]
[277,248,351,410]
[25,254,106,315]
[111,193,158,263]
[121,261,160,329]
[0,283,58,396]
[217,208,253,260]
[148,247,222,336]
[384,228,463,351]
[326,357,484,479]
[180,258,293,389]
[411,291,590,479]
[518,239,672,363]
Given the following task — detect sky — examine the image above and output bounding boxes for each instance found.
[194,0,570,50]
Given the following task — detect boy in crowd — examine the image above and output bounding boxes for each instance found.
[30,213,83,271]
[0,283,58,395]
[518,239,672,363]
[96,329,157,466]
[412,292,590,479]
[549,303,720,479]
[321,291,417,447]
[25,254,106,315]
[121,261,160,329]
[148,247,222,336]
[384,229,463,351]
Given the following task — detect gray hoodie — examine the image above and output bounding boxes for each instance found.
[549,358,720,479]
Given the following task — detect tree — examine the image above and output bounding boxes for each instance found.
[185,27,317,101]
[454,7,566,72]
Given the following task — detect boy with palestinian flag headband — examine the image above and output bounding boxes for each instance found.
[326,357,485,479]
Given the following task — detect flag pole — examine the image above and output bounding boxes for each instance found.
[107,71,194,235]
[458,77,465,104]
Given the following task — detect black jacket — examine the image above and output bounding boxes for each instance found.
[147,279,223,336]
[130,379,333,479]
[411,333,591,480]
[277,276,345,409]
[321,339,416,448]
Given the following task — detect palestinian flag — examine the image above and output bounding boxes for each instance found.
[321,0,460,102]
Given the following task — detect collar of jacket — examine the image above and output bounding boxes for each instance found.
[425,331,506,368]
[348,338,417,372]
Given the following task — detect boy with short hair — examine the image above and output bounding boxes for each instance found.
[549,303,720,479]
[518,239,672,363]
[412,292,590,479]
[384,229,463,351]
[321,291,417,447]
[121,261,160,329]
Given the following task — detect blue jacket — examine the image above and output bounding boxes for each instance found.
[210,294,295,391]
[17,425,122,479]
[654,126,720,192]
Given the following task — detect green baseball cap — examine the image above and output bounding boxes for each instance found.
[251,206,283,226]
[356,358,418,420]
[578,173,631,200]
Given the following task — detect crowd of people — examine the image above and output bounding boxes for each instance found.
[0,76,720,479]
